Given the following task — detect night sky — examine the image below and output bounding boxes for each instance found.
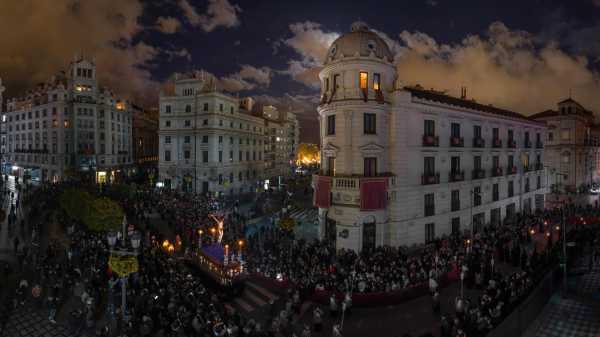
[1,0,599,143]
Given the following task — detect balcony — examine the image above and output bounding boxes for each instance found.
[506,166,517,175]
[422,135,439,147]
[472,137,485,148]
[523,165,532,172]
[450,136,464,147]
[492,138,502,148]
[491,167,503,177]
[449,170,465,182]
[508,139,517,148]
[422,173,440,185]
[536,140,543,149]
[524,139,532,148]
[313,173,395,210]
[472,169,486,180]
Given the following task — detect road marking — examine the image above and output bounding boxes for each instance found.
[246,282,279,301]
[234,297,254,312]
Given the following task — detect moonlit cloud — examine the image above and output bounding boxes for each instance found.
[218,65,273,92]
[393,21,600,114]
[0,0,168,106]
[282,21,340,88]
[156,16,182,34]
[179,0,242,32]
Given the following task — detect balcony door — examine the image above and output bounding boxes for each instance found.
[362,221,376,252]
[364,157,377,177]
[327,157,336,176]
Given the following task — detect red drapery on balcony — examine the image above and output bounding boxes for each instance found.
[313,176,332,208]
[360,178,387,211]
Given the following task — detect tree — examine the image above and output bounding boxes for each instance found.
[59,188,124,232]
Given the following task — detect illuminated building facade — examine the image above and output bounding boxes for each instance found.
[313,22,548,251]
[3,57,133,183]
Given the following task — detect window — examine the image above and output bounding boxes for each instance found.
[492,127,499,139]
[508,129,514,141]
[561,129,570,141]
[473,186,482,206]
[164,150,171,162]
[203,103,209,111]
[359,72,368,89]
[219,136,223,143]
[218,151,222,162]
[202,135,208,143]
[219,104,223,112]
[373,73,381,90]
[424,156,435,175]
[508,181,514,197]
[473,125,482,138]
[327,115,336,135]
[165,120,171,127]
[165,136,171,144]
[364,157,377,177]
[165,105,171,113]
[425,223,435,243]
[424,193,435,217]
[424,119,435,136]
[184,120,191,127]
[451,218,460,236]
[451,156,460,173]
[219,174,223,185]
[474,156,482,170]
[230,107,234,114]
[548,132,554,141]
[524,131,530,143]
[325,77,330,91]
[492,156,499,169]
[364,113,376,134]
[203,119,208,126]
[451,123,460,138]
[333,74,340,89]
[184,150,190,159]
[537,175,541,189]
[493,183,499,201]
[184,136,190,144]
[230,151,233,161]
[185,105,191,113]
[239,151,243,161]
[508,155,514,168]
[451,190,460,212]
[327,157,336,176]
[202,151,208,163]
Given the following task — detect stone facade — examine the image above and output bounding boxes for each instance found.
[314,23,548,251]
[2,58,133,183]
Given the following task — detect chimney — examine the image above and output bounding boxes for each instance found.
[460,87,467,100]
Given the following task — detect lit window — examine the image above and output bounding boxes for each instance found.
[359,72,368,89]
[373,73,381,91]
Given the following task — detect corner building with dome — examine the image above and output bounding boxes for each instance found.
[313,22,548,251]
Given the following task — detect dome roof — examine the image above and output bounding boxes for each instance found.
[324,22,394,65]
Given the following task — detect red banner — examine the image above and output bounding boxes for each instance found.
[360,179,387,211]
[313,176,332,208]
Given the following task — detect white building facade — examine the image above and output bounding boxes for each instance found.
[3,58,133,183]
[158,71,266,195]
[313,23,548,251]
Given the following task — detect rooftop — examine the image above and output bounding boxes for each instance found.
[405,85,542,124]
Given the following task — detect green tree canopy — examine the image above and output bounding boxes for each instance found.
[59,188,124,232]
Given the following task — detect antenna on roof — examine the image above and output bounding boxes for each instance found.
[460,86,467,100]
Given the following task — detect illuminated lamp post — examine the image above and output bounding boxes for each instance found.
[237,240,244,263]
[198,229,203,249]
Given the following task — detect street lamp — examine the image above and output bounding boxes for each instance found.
[107,229,141,322]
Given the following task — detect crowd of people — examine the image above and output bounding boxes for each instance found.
[4,175,600,337]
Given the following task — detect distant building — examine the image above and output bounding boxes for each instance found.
[3,57,133,183]
[1,78,6,160]
[313,22,547,251]
[530,98,599,193]
[262,106,300,181]
[132,104,158,179]
[158,71,266,195]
